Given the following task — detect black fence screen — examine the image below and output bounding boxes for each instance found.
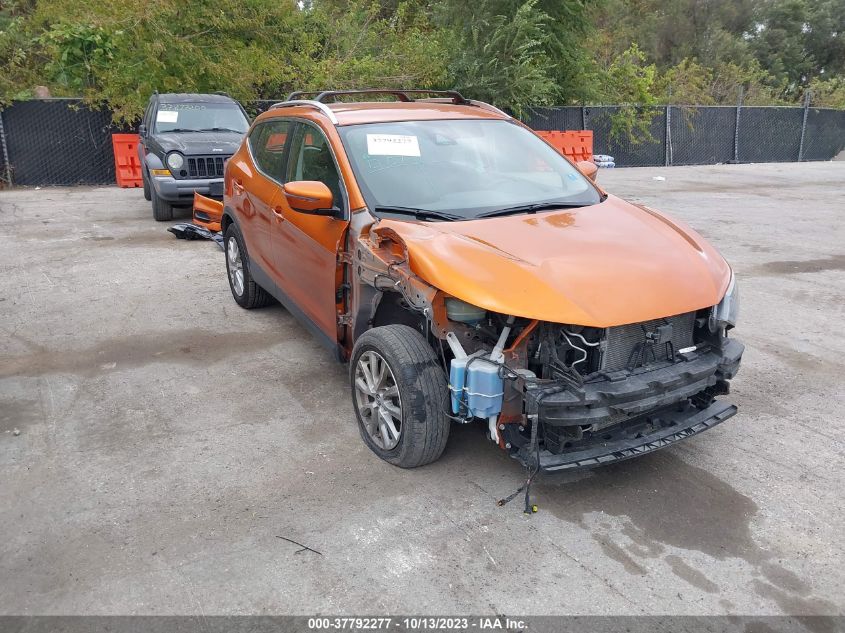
[802,108,845,161]
[525,103,845,167]
[669,106,737,166]
[1,99,843,187]
[737,107,804,163]
[0,100,130,186]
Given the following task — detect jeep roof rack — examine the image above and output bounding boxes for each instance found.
[285,89,470,105]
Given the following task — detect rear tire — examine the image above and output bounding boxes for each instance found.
[152,191,174,221]
[350,325,450,468]
[224,223,273,309]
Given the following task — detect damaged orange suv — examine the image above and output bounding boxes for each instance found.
[218,89,742,473]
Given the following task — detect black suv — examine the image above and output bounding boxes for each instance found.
[138,93,249,221]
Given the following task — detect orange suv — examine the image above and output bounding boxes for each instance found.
[220,89,742,474]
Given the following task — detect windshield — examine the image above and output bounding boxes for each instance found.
[338,119,601,220]
[154,102,249,134]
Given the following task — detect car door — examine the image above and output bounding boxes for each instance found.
[273,121,350,342]
[232,119,294,280]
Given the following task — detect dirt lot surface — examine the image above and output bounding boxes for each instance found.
[1,163,843,616]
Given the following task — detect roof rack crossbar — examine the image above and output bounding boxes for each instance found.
[285,89,470,105]
[268,99,339,125]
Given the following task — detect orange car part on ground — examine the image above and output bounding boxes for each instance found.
[192,192,223,232]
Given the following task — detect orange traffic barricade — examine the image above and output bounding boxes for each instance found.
[534,130,594,163]
[112,133,143,188]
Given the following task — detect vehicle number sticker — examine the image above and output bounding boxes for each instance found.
[156,110,179,123]
[366,134,420,157]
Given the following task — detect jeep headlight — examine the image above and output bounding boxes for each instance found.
[166,152,184,171]
[710,273,739,332]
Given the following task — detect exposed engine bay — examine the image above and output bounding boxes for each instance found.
[343,218,743,475]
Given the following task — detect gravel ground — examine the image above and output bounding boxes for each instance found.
[0,162,843,617]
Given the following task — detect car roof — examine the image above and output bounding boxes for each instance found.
[257,101,510,127]
[155,93,238,104]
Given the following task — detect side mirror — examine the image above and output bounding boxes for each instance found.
[576,160,598,182]
[138,123,147,137]
[283,181,336,216]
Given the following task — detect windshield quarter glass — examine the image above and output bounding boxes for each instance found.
[155,102,249,134]
[338,119,602,219]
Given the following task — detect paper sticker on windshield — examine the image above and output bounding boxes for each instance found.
[156,110,178,123]
[366,134,420,157]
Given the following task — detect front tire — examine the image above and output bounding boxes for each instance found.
[224,223,272,309]
[351,325,450,468]
[142,169,151,201]
[152,191,174,221]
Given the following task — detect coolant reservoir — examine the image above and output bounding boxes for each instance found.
[445,298,486,324]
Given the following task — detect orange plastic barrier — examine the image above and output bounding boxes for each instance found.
[534,130,594,163]
[112,133,143,188]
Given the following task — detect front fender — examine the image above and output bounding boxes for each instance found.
[144,152,166,170]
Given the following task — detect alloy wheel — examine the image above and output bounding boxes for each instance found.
[354,351,402,450]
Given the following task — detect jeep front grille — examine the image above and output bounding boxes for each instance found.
[601,311,696,373]
[186,155,228,179]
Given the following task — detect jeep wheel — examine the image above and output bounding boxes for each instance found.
[142,169,151,201]
[351,325,450,468]
[151,191,174,222]
[224,223,272,309]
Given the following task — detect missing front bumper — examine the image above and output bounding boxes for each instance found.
[532,399,737,472]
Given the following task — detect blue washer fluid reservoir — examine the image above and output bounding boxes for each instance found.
[466,358,504,419]
[449,356,468,415]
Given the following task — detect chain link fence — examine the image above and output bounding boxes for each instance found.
[1,98,843,187]
[0,99,132,187]
[526,103,845,167]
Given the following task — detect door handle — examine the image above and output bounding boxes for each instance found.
[272,207,286,222]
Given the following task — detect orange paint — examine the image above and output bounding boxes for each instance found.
[225,100,732,346]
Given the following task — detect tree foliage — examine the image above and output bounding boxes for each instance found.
[1,0,843,122]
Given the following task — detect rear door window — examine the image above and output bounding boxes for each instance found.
[248,120,294,183]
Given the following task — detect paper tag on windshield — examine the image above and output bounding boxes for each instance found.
[156,110,178,123]
[366,134,420,157]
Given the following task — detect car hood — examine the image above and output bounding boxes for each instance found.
[375,195,731,327]
[154,131,243,155]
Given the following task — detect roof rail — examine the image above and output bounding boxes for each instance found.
[268,99,339,125]
[468,99,511,118]
[285,89,471,105]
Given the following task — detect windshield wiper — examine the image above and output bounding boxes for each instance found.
[476,202,587,218]
[373,206,462,222]
[197,127,244,134]
[164,128,200,133]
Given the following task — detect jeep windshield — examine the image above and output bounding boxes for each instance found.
[338,119,602,221]
[155,103,249,134]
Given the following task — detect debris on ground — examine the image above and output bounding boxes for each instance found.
[167,223,224,250]
[275,535,323,556]
[12,428,21,436]
[594,154,616,168]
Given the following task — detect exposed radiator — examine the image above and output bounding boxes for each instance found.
[601,311,696,373]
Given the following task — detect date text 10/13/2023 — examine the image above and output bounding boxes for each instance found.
[307,617,527,630]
